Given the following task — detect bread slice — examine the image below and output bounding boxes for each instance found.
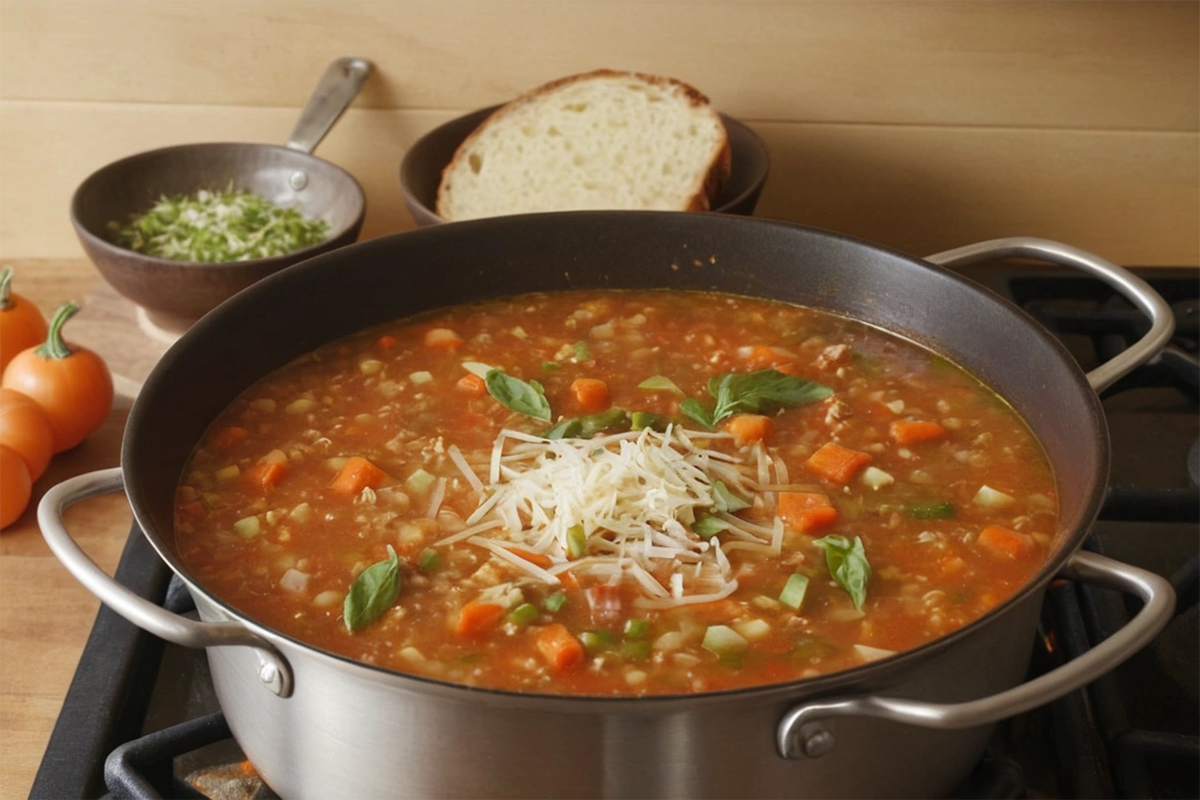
[436,70,731,221]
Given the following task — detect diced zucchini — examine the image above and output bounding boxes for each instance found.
[734,618,771,641]
[779,573,810,610]
[566,524,587,558]
[507,603,539,626]
[701,625,749,656]
[233,515,261,539]
[630,411,667,432]
[405,468,436,494]
[973,484,1016,509]
[214,465,240,483]
[623,619,650,639]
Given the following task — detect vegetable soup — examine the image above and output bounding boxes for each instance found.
[175,290,1059,695]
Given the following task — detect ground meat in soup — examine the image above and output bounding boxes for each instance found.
[174,290,1059,696]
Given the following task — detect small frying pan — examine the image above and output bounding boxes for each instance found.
[71,57,372,327]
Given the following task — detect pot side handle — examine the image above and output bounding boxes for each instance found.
[38,468,294,698]
[925,237,1174,393]
[776,550,1174,759]
[285,57,372,154]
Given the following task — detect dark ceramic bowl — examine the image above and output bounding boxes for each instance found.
[71,142,366,324]
[400,107,769,226]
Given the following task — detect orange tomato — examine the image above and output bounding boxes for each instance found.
[0,388,54,480]
[0,444,32,528]
[0,266,48,375]
[2,302,113,453]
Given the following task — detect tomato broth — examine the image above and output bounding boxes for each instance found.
[175,290,1058,695]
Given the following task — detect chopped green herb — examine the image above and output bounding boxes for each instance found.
[417,547,441,573]
[623,619,650,639]
[693,516,730,540]
[543,590,568,612]
[813,534,871,611]
[910,501,957,519]
[566,524,588,558]
[485,369,551,421]
[637,375,683,394]
[711,481,750,513]
[779,573,810,610]
[108,184,330,263]
[573,340,591,361]
[343,545,402,633]
[681,369,833,428]
[507,603,539,626]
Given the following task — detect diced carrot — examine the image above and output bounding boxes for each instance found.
[210,426,249,453]
[890,419,947,446]
[724,413,773,443]
[457,373,487,396]
[377,334,398,350]
[862,401,896,420]
[804,442,872,484]
[570,378,610,413]
[777,491,838,533]
[747,345,796,370]
[558,571,580,592]
[424,328,463,349]
[509,547,553,569]
[977,525,1033,560]
[455,601,506,637]
[244,460,288,491]
[328,456,390,495]
[535,623,586,671]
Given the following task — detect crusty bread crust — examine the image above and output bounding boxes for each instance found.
[435,70,731,220]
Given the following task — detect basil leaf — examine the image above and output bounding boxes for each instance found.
[485,369,552,421]
[680,398,715,428]
[693,516,730,539]
[344,545,402,633]
[712,481,751,513]
[812,534,871,611]
[709,369,833,424]
[638,375,684,395]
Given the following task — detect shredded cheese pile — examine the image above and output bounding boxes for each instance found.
[443,426,786,607]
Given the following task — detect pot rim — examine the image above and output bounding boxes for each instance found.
[125,211,1109,704]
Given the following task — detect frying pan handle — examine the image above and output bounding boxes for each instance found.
[286,57,372,154]
[925,237,1174,392]
[38,468,294,697]
[776,550,1175,758]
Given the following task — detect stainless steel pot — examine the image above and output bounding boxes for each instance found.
[40,213,1177,799]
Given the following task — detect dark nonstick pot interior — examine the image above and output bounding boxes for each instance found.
[71,142,366,319]
[126,212,1106,584]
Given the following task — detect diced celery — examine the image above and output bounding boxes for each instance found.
[623,619,650,639]
[214,465,240,483]
[289,502,311,522]
[701,625,749,656]
[233,515,261,539]
[581,630,614,653]
[418,547,441,572]
[507,603,539,626]
[734,618,771,641]
[543,590,567,612]
[779,573,810,610]
[566,525,587,558]
[405,468,436,494]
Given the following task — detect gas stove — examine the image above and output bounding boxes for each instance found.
[30,263,1199,800]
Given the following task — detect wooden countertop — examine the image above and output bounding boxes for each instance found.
[0,259,156,798]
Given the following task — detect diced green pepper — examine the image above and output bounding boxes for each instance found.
[543,590,568,612]
[507,603,539,626]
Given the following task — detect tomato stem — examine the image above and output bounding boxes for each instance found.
[35,302,79,360]
[0,266,12,310]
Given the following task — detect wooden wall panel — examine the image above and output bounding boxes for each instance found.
[1,1,1195,130]
[3,101,1196,265]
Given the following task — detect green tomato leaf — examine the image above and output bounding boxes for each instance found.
[812,534,871,611]
[344,545,402,633]
[711,481,751,513]
[485,369,552,421]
